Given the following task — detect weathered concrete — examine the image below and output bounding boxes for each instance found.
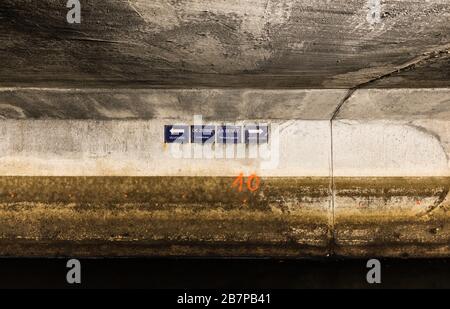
[0,88,337,256]
[0,119,333,177]
[0,0,449,88]
[0,88,346,176]
[333,89,450,257]
[0,177,331,257]
[333,88,450,176]
[0,88,346,120]
[1,1,450,258]
[0,88,448,257]
[333,177,450,257]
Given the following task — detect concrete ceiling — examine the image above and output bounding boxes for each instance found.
[0,0,449,88]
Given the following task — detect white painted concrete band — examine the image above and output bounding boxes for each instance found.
[0,88,448,177]
[0,120,332,177]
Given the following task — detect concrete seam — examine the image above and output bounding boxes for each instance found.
[329,88,356,256]
[350,44,450,89]
[327,45,450,255]
[127,0,144,19]
[329,120,336,256]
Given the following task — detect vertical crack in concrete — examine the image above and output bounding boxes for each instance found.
[327,45,450,254]
[329,88,356,255]
[329,118,336,256]
[331,88,357,121]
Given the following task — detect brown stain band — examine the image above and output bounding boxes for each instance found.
[334,177,450,196]
[0,176,448,257]
[0,176,331,204]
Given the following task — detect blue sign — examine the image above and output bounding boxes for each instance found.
[164,125,189,143]
[191,125,216,144]
[245,125,269,144]
[217,126,242,144]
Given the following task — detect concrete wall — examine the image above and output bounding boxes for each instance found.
[1,88,449,178]
[334,88,450,176]
[0,88,348,176]
[1,0,450,258]
[0,87,449,257]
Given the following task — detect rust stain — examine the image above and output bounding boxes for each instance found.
[0,176,448,257]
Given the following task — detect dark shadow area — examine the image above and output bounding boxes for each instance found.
[0,258,449,289]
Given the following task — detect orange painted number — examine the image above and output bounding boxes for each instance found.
[232,173,245,192]
[232,173,260,193]
[247,174,260,192]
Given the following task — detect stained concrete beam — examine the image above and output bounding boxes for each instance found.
[333,88,450,257]
[0,88,346,121]
[0,87,449,257]
[0,88,344,257]
[1,1,449,258]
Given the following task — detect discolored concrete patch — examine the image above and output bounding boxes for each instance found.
[0,176,331,257]
[0,176,449,257]
[334,177,450,257]
[0,88,449,257]
[0,88,347,120]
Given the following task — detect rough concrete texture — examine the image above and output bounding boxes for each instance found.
[0,118,334,177]
[1,1,450,257]
[0,88,448,257]
[0,0,449,88]
[333,88,450,176]
[0,119,334,177]
[332,88,450,257]
[0,176,448,257]
[334,177,450,257]
[0,88,347,176]
[0,177,331,257]
[0,88,346,120]
[2,88,449,178]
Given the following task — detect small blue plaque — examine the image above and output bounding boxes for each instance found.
[164,125,189,143]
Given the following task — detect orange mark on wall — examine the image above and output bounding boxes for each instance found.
[247,174,260,192]
[231,173,245,192]
[232,173,261,193]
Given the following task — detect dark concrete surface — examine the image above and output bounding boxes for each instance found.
[0,0,449,89]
